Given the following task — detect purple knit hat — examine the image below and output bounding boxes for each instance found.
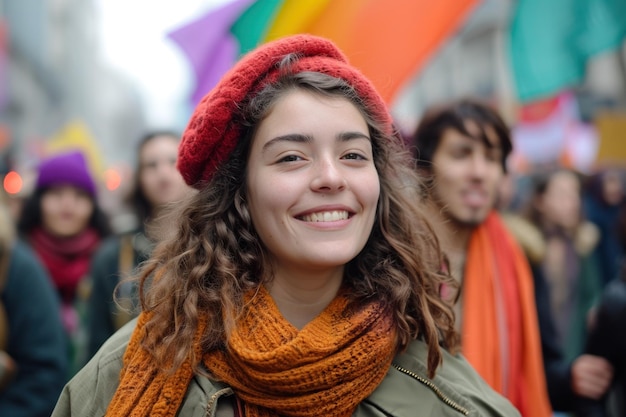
[36,150,97,196]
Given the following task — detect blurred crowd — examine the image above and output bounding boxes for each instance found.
[501,163,626,417]
[0,98,625,417]
[0,130,194,416]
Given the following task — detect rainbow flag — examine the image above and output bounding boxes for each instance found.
[168,0,479,106]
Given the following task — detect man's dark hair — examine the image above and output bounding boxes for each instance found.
[411,98,513,173]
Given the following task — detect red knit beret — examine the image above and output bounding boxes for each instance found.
[177,34,393,188]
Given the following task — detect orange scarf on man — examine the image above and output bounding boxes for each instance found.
[106,286,396,417]
[462,211,551,417]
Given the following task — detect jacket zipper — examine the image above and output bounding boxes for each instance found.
[205,387,234,417]
[392,363,470,416]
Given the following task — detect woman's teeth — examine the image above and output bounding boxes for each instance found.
[301,211,349,222]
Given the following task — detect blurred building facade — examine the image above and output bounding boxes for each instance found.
[0,0,146,182]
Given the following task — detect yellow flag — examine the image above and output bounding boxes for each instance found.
[46,121,104,181]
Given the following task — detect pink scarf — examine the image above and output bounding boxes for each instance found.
[30,227,100,302]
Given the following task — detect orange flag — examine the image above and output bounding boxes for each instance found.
[304,0,479,103]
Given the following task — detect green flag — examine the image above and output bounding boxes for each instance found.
[231,0,284,55]
[508,0,626,102]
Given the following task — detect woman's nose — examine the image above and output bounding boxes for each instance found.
[310,158,347,192]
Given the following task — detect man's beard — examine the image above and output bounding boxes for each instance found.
[440,204,488,231]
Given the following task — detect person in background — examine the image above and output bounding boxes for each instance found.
[411,98,551,417]
[88,130,193,356]
[0,188,68,417]
[526,168,613,412]
[17,150,110,378]
[516,168,613,416]
[524,169,604,362]
[52,34,519,417]
[582,201,626,417]
[583,168,625,288]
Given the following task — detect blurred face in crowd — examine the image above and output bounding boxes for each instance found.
[602,170,623,206]
[496,172,516,211]
[430,121,504,228]
[41,185,94,237]
[246,90,379,278]
[139,135,189,209]
[536,170,581,232]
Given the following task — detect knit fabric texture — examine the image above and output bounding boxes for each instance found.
[105,286,396,417]
[205,286,396,417]
[176,34,393,188]
[36,150,96,196]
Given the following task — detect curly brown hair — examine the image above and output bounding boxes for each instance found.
[134,62,458,379]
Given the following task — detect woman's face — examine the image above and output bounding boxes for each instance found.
[41,185,94,237]
[139,135,189,209]
[246,89,380,276]
[537,170,581,231]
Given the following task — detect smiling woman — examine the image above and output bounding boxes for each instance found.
[52,34,520,417]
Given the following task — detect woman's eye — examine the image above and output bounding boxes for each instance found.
[142,161,158,170]
[278,154,302,163]
[343,152,366,160]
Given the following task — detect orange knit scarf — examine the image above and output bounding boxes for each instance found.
[106,286,396,417]
[462,211,552,417]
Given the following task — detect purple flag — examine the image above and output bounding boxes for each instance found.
[167,0,255,106]
[0,20,8,110]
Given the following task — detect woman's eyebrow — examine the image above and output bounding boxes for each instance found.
[338,131,371,142]
[262,133,312,153]
[262,131,371,152]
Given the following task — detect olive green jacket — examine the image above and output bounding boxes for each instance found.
[52,320,520,417]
